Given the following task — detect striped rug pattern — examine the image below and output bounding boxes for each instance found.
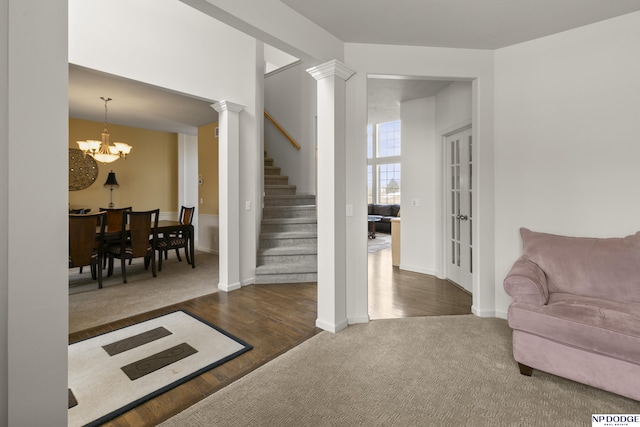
[68,310,251,427]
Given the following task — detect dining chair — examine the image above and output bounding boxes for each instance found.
[99,206,132,267]
[69,211,107,289]
[156,206,195,271]
[107,209,159,283]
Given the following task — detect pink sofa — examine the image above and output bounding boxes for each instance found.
[503,228,640,401]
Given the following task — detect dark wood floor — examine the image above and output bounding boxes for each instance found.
[368,241,472,319]
[70,242,472,426]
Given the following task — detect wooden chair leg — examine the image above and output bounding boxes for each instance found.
[518,363,533,376]
[151,253,157,277]
[121,256,127,283]
[107,255,114,277]
[96,261,103,289]
[184,247,191,265]
[175,248,182,262]
[157,251,163,271]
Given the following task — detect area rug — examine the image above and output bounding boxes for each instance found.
[68,310,252,427]
[368,233,392,253]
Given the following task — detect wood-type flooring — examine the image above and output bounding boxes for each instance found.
[69,240,472,426]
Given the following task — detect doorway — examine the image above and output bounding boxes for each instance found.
[366,76,473,318]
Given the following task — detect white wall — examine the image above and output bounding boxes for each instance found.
[434,81,473,277]
[399,97,438,275]
[345,43,495,318]
[264,63,317,195]
[493,11,640,316]
[178,133,200,248]
[180,0,343,64]
[2,0,69,424]
[70,0,263,286]
[435,82,473,135]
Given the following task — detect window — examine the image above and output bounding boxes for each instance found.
[368,120,401,204]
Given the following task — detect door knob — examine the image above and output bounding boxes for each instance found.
[457,214,468,221]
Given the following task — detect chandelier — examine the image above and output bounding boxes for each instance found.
[77,97,132,164]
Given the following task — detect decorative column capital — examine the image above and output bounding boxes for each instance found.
[212,100,245,113]
[306,59,356,82]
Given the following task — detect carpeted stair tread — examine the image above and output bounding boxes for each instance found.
[264,185,296,189]
[255,263,318,274]
[260,231,317,239]
[258,246,317,256]
[262,217,317,225]
[263,205,316,211]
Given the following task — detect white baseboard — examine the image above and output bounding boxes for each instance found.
[348,316,370,324]
[218,281,241,292]
[472,305,498,318]
[494,309,508,320]
[316,318,349,333]
[399,263,437,276]
[198,214,219,254]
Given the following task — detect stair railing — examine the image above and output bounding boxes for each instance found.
[264,110,300,150]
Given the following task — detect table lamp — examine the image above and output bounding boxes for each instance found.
[104,170,119,208]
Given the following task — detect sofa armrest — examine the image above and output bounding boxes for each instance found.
[503,256,549,305]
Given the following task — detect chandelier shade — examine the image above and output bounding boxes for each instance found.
[77,97,132,164]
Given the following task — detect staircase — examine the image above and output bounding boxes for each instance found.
[255,153,317,284]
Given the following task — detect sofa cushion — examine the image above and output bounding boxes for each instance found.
[520,228,640,304]
[372,204,393,216]
[508,293,640,366]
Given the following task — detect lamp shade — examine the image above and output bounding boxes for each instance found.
[104,171,119,187]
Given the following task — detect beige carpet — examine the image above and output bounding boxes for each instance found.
[69,251,219,334]
[160,315,640,427]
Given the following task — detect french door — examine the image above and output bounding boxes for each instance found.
[445,126,473,292]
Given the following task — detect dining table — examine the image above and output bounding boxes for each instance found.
[103,220,196,268]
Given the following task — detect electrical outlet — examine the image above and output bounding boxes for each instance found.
[411,199,420,206]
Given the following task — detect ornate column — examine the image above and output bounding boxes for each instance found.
[212,100,245,291]
[307,60,356,332]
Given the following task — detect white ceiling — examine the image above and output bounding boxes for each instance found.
[368,78,453,124]
[69,65,218,135]
[69,1,640,132]
[281,0,640,49]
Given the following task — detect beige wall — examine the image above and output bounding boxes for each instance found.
[68,118,178,213]
[198,122,219,215]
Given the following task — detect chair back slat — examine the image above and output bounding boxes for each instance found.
[69,212,106,267]
[179,206,195,225]
[124,209,159,258]
[100,206,132,232]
